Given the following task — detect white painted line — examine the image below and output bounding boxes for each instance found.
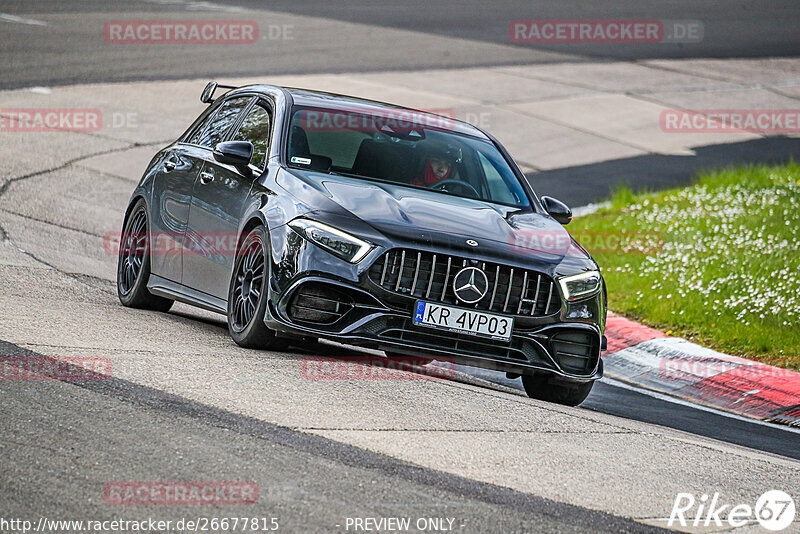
[0,13,47,26]
[602,376,800,434]
[29,87,52,95]
[141,0,248,12]
[184,1,248,11]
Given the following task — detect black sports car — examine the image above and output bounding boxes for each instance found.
[117,81,607,406]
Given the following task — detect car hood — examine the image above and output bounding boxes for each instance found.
[278,169,597,274]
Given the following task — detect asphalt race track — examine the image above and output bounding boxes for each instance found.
[2,0,800,89]
[1,1,799,532]
[0,341,660,533]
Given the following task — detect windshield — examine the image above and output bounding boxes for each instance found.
[285,106,531,209]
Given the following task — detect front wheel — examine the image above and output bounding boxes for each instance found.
[521,374,593,406]
[227,226,285,350]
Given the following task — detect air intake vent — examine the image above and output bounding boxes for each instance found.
[288,282,353,325]
[550,330,599,373]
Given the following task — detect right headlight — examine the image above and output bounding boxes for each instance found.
[558,270,601,301]
[288,218,374,263]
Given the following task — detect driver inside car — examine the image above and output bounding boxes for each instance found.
[412,155,452,187]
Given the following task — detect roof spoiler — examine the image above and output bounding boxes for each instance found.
[200,81,238,104]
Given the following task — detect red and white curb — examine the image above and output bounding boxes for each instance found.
[603,312,800,427]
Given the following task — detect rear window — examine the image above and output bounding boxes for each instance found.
[286,106,530,209]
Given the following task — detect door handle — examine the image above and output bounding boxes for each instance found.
[199,171,214,184]
[164,153,184,172]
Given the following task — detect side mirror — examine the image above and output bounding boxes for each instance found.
[541,196,572,225]
[213,141,253,176]
[200,81,218,104]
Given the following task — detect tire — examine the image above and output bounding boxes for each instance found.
[227,226,285,350]
[117,199,174,312]
[521,373,594,406]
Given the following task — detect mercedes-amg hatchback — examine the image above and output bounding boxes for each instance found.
[117,81,607,406]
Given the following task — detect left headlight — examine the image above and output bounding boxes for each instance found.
[288,218,374,263]
[558,270,601,301]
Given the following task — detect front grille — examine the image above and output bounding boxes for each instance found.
[368,249,560,316]
[288,282,353,325]
[550,330,599,373]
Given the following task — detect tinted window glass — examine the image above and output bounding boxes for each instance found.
[183,108,214,144]
[478,151,516,205]
[232,104,271,169]
[191,96,251,148]
[304,130,370,169]
[287,106,530,208]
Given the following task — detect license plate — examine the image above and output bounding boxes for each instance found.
[412,301,514,341]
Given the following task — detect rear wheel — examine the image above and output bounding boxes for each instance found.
[117,200,173,312]
[521,374,593,406]
[227,226,285,350]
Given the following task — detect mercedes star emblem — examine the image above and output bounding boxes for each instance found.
[452,267,489,304]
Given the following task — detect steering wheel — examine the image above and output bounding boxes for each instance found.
[432,179,479,197]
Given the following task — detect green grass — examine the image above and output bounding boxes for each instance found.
[570,163,800,369]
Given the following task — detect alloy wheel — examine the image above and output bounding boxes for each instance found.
[118,209,147,295]
[230,236,265,331]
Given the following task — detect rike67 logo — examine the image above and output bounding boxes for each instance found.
[669,490,796,531]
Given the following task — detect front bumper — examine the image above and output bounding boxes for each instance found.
[264,224,605,382]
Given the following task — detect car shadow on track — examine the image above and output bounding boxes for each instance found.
[166,305,526,395]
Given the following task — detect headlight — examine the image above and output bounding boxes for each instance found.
[288,218,374,263]
[558,271,601,301]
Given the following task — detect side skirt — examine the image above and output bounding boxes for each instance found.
[147,275,227,315]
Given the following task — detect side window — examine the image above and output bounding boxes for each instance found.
[182,108,214,144]
[189,96,251,148]
[232,104,271,170]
